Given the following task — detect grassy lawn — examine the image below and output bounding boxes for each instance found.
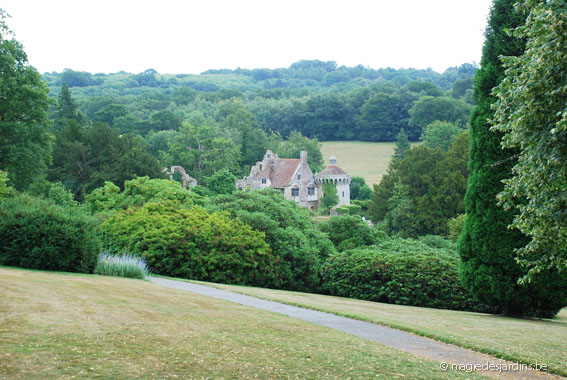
[0,267,488,380]
[320,141,397,186]
[206,281,567,377]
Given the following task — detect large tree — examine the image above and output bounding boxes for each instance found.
[493,0,567,280]
[459,0,567,317]
[0,10,52,190]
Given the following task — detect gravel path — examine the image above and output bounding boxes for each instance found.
[150,277,562,380]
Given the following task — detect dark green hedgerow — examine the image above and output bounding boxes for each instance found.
[0,194,100,273]
[320,238,492,312]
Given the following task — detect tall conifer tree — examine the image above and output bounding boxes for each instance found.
[459,0,567,317]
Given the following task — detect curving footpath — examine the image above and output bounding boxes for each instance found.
[150,277,562,380]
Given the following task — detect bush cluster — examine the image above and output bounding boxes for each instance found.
[320,238,490,311]
[317,215,383,251]
[209,189,336,291]
[99,201,277,286]
[0,195,100,273]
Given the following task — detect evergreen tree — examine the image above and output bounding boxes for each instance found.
[56,84,79,121]
[393,128,410,159]
[458,0,566,317]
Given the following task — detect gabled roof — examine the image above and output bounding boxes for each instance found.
[260,158,301,188]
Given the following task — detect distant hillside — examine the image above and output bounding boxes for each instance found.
[41,60,476,143]
[42,60,477,97]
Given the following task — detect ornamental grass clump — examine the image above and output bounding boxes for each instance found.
[94,253,150,280]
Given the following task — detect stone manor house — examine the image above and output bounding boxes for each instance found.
[237,150,351,210]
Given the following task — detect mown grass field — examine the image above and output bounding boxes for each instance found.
[0,267,488,380]
[206,281,567,377]
[320,141,396,186]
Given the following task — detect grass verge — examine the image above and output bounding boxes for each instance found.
[192,279,567,377]
[0,267,488,380]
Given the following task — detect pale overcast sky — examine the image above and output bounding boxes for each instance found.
[2,0,493,75]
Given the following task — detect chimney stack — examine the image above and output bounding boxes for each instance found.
[300,151,308,164]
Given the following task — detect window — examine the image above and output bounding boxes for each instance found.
[342,191,345,198]
[261,178,266,184]
[297,174,301,180]
[308,187,315,196]
[292,188,299,197]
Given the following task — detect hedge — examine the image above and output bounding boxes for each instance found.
[0,195,100,273]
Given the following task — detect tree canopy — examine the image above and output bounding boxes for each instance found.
[0,10,52,190]
[493,0,567,279]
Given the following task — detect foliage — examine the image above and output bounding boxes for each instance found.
[0,194,100,273]
[408,96,472,133]
[334,203,362,216]
[0,170,13,201]
[277,131,324,173]
[205,168,236,195]
[418,235,457,251]
[44,181,79,207]
[493,0,567,279]
[85,176,202,214]
[448,214,466,242]
[420,121,465,151]
[320,182,338,210]
[393,128,410,159]
[416,131,469,235]
[320,238,488,311]
[99,201,275,286]
[0,11,53,190]
[163,122,241,183]
[94,252,150,280]
[317,215,380,251]
[382,182,419,238]
[350,176,371,201]
[53,83,86,131]
[369,132,469,238]
[459,0,567,318]
[48,118,165,200]
[209,189,336,291]
[42,60,477,144]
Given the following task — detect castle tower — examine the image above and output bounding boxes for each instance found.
[315,156,351,206]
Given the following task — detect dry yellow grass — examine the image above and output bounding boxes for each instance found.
[0,267,487,380]
[320,141,398,186]
[208,281,567,377]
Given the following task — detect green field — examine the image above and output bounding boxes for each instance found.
[208,281,567,377]
[320,141,397,186]
[0,267,486,380]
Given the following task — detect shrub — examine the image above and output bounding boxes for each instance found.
[317,215,382,251]
[0,194,100,273]
[209,189,336,291]
[0,170,13,202]
[99,201,277,286]
[94,253,150,280]
[85,176,202,214]
[418,235,456,251]
[320,238,490,311]
[448,214,465,242]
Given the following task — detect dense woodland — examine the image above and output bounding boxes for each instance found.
[43,61,475,142]
[1,0,566,319]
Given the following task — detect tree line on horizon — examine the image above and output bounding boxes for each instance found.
[39,60,475,143]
